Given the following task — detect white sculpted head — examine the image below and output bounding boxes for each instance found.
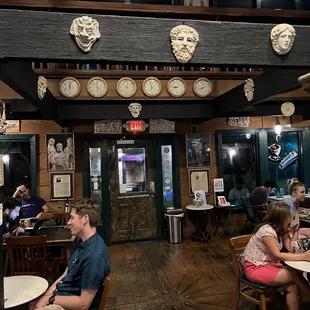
[128,103,142,118]
[170,25,199,64]
[70,16,100,53]
[270,24,296,55]
[37,76,47,100]
[244,78,254,102]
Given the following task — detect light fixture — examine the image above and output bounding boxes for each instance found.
[229,149,236,157]
[3,154,9,164]
[246,133,251,139]
[274,118,282,135]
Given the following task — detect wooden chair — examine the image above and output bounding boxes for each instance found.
[6,235,47,277]
[98,277,111,310]
[229,235,278,310]
[50,212,69,226]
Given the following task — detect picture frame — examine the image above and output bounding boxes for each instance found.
[46,133,75,171]
[188,169,210,196]
[217,196,227,205]
[194,190,207,206]
[186,133,211,168]
[181,0,209,6]
[50,171,74,201]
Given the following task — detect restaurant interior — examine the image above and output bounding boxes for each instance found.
[1,0,310,309]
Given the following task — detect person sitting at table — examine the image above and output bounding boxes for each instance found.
[228,177,249,206]
[2,198,24,239]
[29,198,111,310]
[240,202,310,310]
[13,184,50,219]
[250,180,277,206]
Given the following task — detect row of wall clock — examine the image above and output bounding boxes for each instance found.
[58,77,213,99]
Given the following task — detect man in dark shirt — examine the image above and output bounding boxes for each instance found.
[250,181,277,206]
[13,184,49,219]
[29,198,111,310]
[2,198,23,238]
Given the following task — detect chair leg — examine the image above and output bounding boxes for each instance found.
[234,282,240,310]
[259,293,267,310]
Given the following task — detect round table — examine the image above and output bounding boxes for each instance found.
[186,204,214,242]
[285,260,310,273]
[4,275,49,309]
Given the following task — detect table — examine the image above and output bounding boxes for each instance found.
[4,275,49,309]
[285,260,310,273]
[186,204,214,242]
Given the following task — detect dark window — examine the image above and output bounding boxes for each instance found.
[258,0,297,10]
[302,0,310,10]
[215,0,255,8]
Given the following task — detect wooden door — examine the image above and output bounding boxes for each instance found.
[109,140,157,242]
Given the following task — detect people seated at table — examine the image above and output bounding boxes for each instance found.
[250,181,277,206]
[29,198,111,310]
[240,202,310,310]
[12,184,50,219]
[2,198,24,239]
[283,180,310,252]
[228,177,249,206]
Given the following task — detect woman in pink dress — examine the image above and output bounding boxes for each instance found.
[241,202,310,310]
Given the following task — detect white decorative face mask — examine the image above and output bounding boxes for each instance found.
[243,78,254,102]
[270,23,296,55]
[37,76,47,100]
[128,103,142,118]
[70,16,101,53]
[170,25,199,64]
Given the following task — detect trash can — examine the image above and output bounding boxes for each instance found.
[165,209,184,244]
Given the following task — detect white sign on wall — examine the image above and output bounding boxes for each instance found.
[213,178,224,193]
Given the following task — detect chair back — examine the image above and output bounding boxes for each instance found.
[51,212,69,225]
[6,235,47,277]
[229,235,252,281]
[98,277,111,310]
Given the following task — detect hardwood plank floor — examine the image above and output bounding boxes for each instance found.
[106,236,310,310]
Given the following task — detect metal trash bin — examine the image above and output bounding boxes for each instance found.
[165,209,184,244]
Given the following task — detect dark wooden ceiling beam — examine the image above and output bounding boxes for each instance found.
[213,69,309,117]
[1,9,310,67]
[0,61,62,125]
[1,1,310,25]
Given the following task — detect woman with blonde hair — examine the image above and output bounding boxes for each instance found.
[241,202,310,310]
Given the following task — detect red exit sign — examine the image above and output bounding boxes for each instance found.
[129,121,143,132]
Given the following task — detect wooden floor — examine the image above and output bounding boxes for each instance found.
[106,236,310,310]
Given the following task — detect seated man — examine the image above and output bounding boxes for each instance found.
[228,177,249,206]
[13,184,49,219]
[29,198,111,310]
[250,181,277,206]
[2,198,24,238]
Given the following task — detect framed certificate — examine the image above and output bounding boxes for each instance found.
[50,171,74,201]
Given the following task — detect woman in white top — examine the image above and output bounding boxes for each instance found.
[242,202,310,310]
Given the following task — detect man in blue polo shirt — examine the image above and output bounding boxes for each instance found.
[29,198,111,310]
[13,184,49,219]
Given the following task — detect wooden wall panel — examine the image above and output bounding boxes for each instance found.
[0,9,310,67]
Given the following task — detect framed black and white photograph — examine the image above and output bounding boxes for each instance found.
[188,169,210,196]
[50,171,74,201]
[182,0,209,6]
[46,133,75,171]
[186,133,211,168]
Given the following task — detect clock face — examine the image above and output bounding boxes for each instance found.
[59,77,81,98]
[167,78,186,97]
[117,77,137,98]
[87,77,108,98]
[193,78,212,98]
[142,77,162,97]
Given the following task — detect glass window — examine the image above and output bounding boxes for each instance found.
[161,145,174,209]
[89,148,102,207]
[259,0,296,10]
[117,147,146,194]
[216,0,255,8]
[302,0,310,10]
[0,141,31,202]
[267,131,299,190]
[221,133,257,198]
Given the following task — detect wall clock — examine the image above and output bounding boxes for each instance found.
[59,77,81,98]
[116,77,137,98]
[87,77,108,98]
[193,78,212,98]
[167,77,186,97]
[142,77,162,97]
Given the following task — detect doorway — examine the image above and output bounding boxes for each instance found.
[84,135,181,244]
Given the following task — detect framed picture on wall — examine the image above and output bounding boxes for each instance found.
[188,169,210,196]
[186,133,211,168]
[46,133,75,171]
[182,0,209,6]
[50,171,74,201]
